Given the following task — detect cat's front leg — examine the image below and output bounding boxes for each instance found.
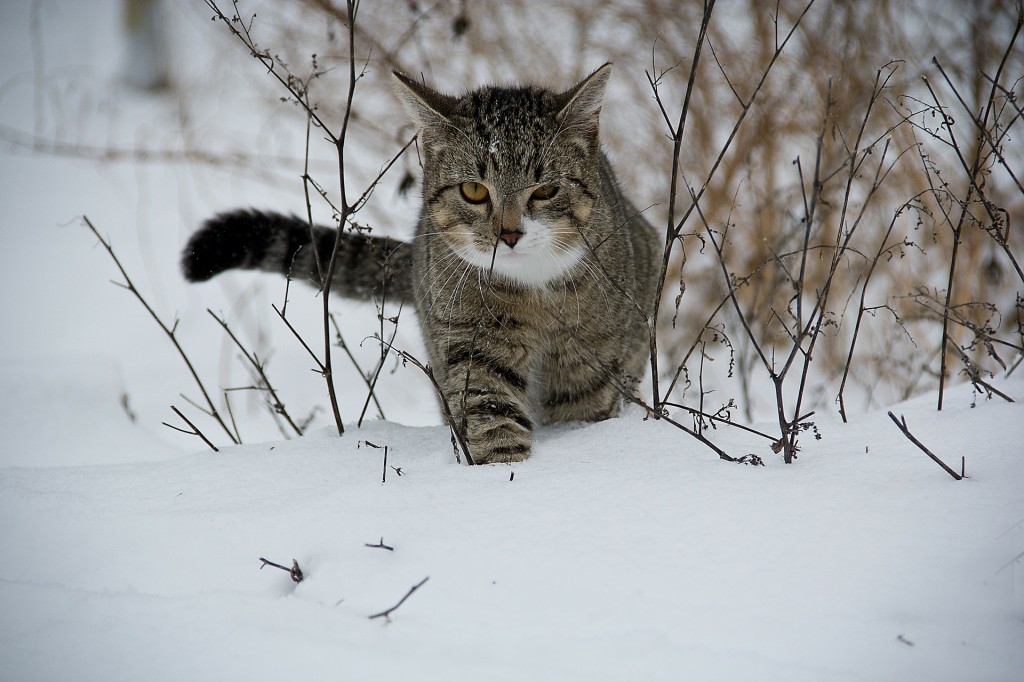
[434,333,535,464]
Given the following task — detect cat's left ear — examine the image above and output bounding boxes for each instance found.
[554,62,612,140]
[392,71,457,131]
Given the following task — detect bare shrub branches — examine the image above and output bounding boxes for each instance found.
[83,216,239,448]
[204,0,416,440]
[76,1,1023,463]
[209,309,305,438]
[649,0,1019,461]
[908,8,1024,409]
[646,0,816,411]
[656,57,912,462]
[207,0,368,437]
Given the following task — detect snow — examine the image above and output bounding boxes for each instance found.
[1,2,1022,681]
[2,368,1022,680]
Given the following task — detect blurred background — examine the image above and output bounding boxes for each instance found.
[1,0,1020,455]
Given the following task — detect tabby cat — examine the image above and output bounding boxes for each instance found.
[182,63,661,463]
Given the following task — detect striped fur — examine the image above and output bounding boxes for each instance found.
[181,64,661,463]
[182,209,411,302]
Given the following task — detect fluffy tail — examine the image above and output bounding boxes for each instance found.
[181,209,413,304]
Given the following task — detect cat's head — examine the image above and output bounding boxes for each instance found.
[393,64,613,288]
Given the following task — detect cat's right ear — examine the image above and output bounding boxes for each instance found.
[553,62,613,141]
[392,71,456,130]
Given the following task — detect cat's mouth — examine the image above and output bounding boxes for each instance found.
[454,222,584,288]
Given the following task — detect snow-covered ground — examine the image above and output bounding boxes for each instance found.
[2,370,1022,681]
[1,2,1021,680]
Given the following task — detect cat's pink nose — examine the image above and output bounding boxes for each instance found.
[499,230,523,248]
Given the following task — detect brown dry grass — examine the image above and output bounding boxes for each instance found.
[244,0,1020,421]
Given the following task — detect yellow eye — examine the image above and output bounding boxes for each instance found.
[531,184,559,201]
[459,182,490,204]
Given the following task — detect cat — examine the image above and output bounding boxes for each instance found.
[181,63,662,463]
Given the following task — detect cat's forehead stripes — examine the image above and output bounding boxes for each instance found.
[461,86,553,179]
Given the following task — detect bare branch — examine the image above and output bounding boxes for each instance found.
[163,406,219,453]
[208,309,304,437]
[887,412,964,480]
[259,557,304,583]
[83,216,237,445]
[368,576,429,621]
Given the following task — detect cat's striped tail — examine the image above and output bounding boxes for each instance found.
[181,209,413,304]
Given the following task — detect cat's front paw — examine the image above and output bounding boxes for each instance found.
[472,443,531,464]
[459,395,534,464]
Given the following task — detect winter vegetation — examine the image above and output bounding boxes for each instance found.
[1,1,1022,679]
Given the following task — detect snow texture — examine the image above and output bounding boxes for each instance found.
[0,3,1021,681]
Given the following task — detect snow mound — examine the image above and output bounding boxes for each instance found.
[1,373,1021,681]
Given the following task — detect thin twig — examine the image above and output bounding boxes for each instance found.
[648,0,718,409]
[329,314,386,421]
[350,135,417,213]
[838,192,929,421]
[372,338,474,465]
[272,303,325,371]
[358,303,402,427]
[662,402,777,441]
[397,349,475,466]
[163,406,219,452]
[223,390,242,443]
[313,0,364,437]
[887,411,964,480]
[949,343,1016,403]
[918,74,987,412]
[368,576,429,621]
[83,216,237,445]
[208,309,304,437]
[624,393,737,462]
[259,557,304,583]
[365,537,395,551]
[362,440,391,483]
[995,549,1024,575]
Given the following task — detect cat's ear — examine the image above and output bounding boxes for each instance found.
[392,71,456,130]
[554,62,613,140]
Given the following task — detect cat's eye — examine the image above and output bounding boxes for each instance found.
[459,182,490,204]
[531,184,559,201]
